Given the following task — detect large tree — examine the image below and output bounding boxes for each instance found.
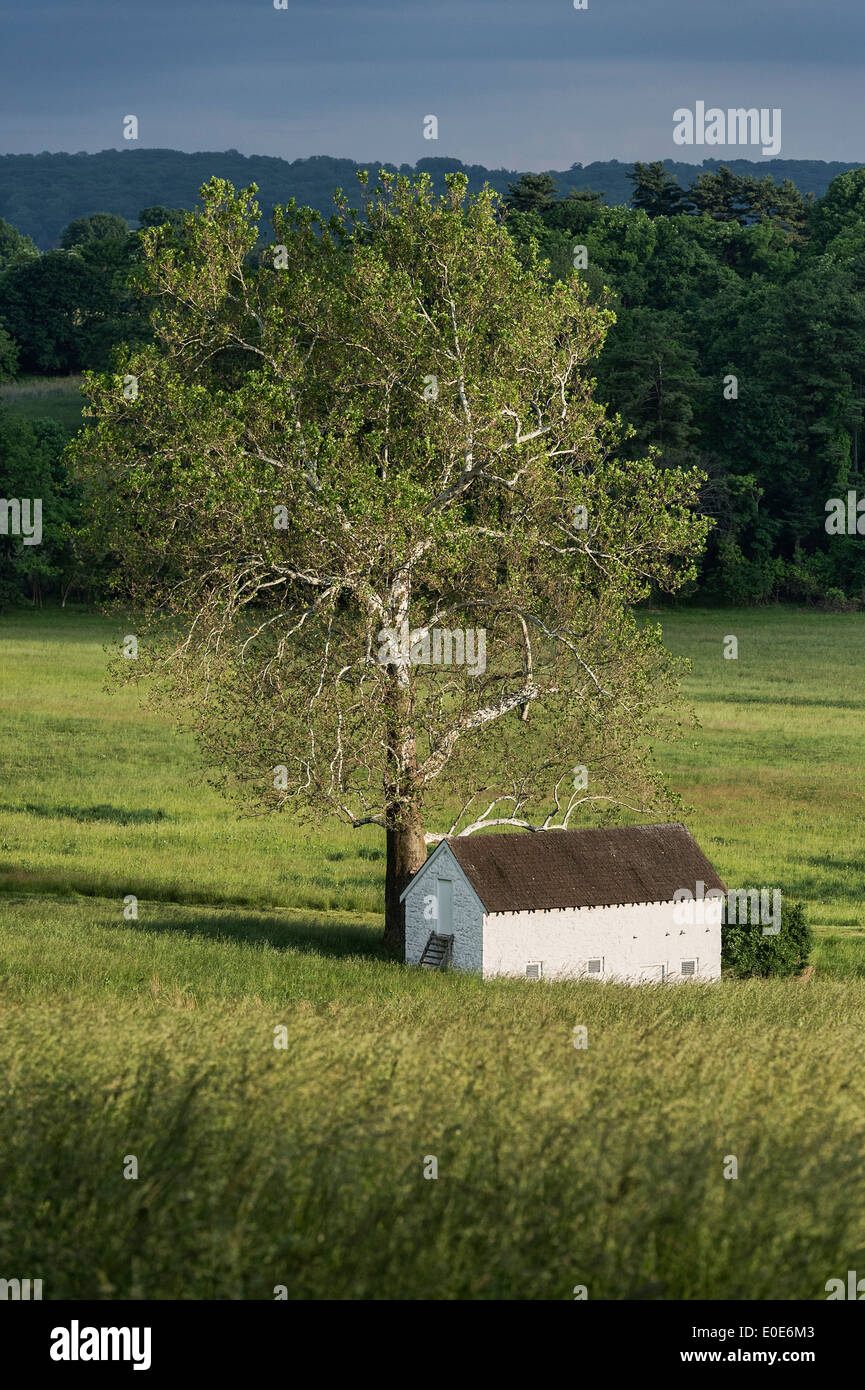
[627,161,687,218]
[74,174,709,950]
[60,212,129,250]
[0,241,148,374]
[0,217,38,273]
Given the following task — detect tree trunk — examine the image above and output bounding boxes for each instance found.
[382,657,426,954]
[383,812,426,954]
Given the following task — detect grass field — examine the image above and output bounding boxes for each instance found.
[1,605,864,1299]
[0,374,87,433]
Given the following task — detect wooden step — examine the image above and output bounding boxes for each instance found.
[419,931,454,970]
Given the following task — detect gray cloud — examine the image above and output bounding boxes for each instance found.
[1,0,863,162]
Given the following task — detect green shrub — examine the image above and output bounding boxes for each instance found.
[722,898,812,977]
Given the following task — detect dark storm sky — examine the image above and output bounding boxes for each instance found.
[2,0,864,166]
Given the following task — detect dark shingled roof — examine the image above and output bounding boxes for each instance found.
[443,823,725,913]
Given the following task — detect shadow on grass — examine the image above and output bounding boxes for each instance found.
[0,802,169,826]
[129,904,390,962]
[0,867,378,918]
[804,853,864,874]
[0,608,134,642]
[706,693,865,711]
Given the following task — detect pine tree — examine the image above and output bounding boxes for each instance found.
[627,162,686,217]
[505,172,558,213]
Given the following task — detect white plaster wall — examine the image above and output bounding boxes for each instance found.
[482,900,722,983]
[404,845,484,972]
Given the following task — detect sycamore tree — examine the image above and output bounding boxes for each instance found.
[73,174,710,950]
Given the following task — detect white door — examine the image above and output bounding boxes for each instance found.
[636,964,665,983]
[437,879,453,935]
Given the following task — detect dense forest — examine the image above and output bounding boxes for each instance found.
[1,148,863,250]
[2,159,865,609]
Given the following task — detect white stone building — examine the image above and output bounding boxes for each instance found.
[401,823,725,983]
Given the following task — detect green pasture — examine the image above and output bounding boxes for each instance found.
[1,604,864,1299]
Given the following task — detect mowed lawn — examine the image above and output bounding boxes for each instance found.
[1,605,865,1300]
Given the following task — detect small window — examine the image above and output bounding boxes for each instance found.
[587,958,603,975]
[526,962,543,980]
[680,959,697,976]
[638,964,665,983]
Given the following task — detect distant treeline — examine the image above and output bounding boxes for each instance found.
[1,148,863,250]
[2,159,865,609]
